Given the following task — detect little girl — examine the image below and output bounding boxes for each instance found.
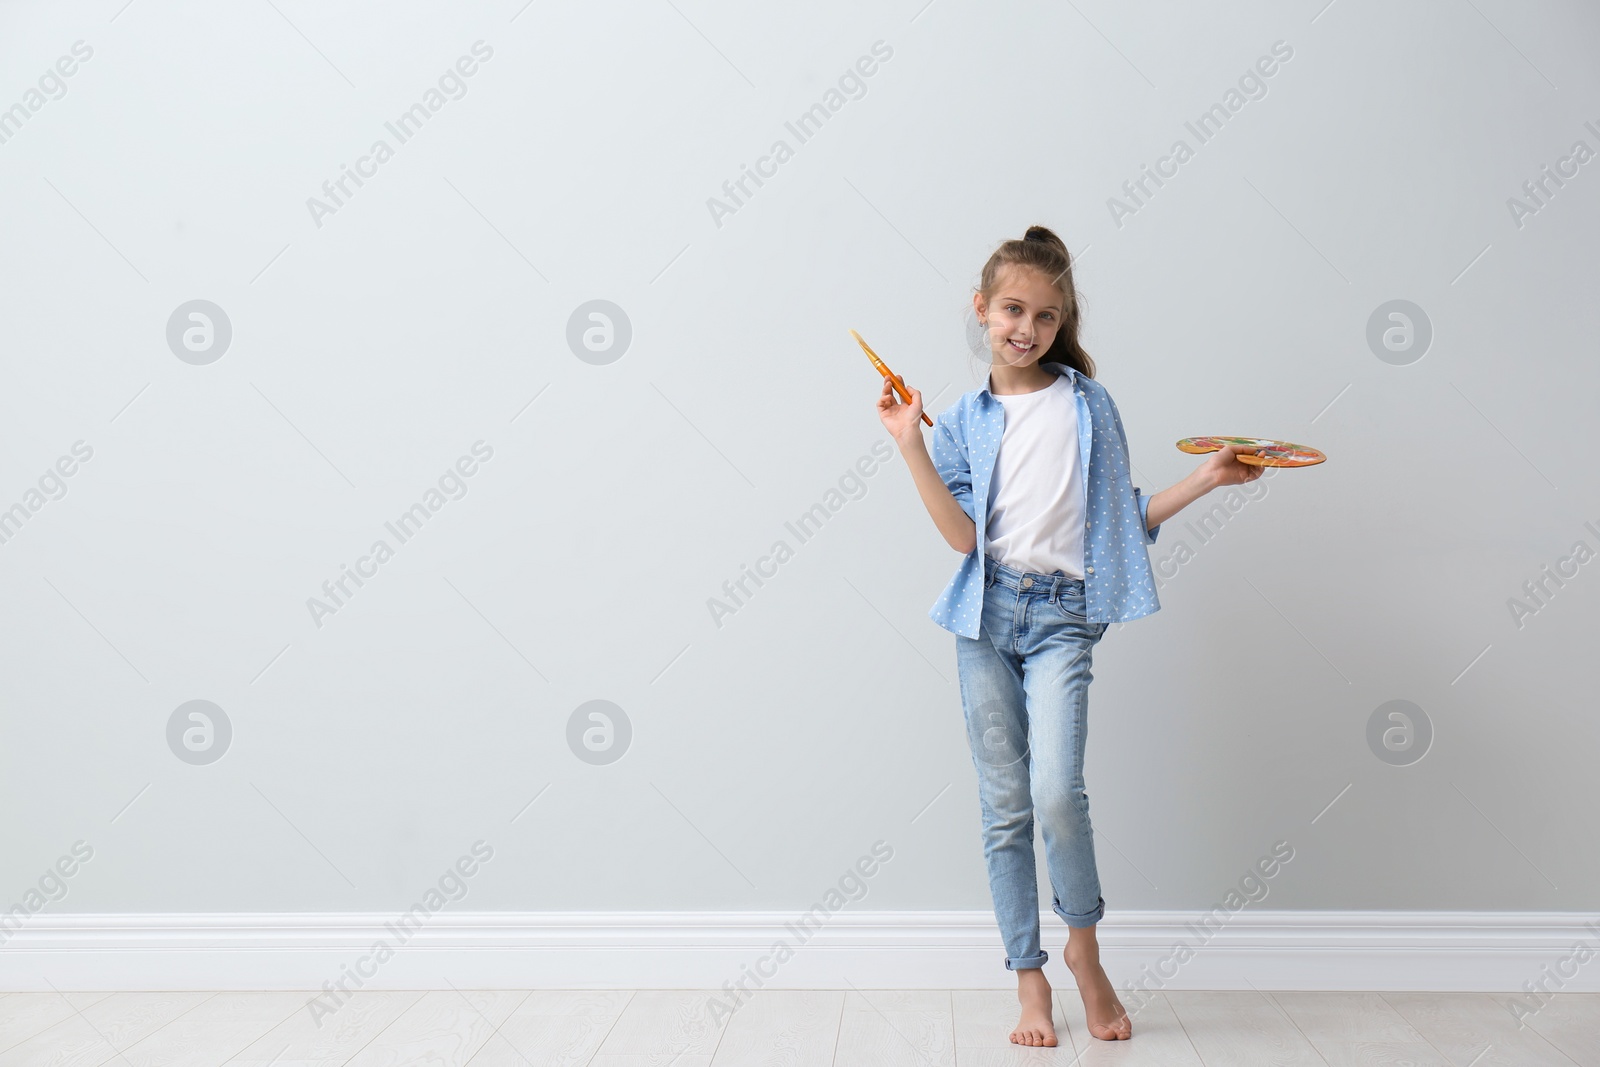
[877,225,1262,1046]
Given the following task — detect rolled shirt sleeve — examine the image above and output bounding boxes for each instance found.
[932,410,976,524]
[1135,484,1160,544]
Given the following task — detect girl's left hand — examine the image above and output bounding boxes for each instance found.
[1202,444,1267,488]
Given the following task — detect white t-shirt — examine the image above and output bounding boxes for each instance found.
[984,374,1085,578]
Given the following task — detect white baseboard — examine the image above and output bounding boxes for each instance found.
[1,910,1596,994]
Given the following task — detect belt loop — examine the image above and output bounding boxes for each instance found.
[1048,574,1061,603]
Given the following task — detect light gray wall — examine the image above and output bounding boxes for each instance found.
[2,0,1596,921]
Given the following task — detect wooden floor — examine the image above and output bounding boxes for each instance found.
[0,988,1597,1066]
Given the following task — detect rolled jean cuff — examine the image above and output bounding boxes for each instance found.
[1005,949,1049,971]
[1052,895,1105,929]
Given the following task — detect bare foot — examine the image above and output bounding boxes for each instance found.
[1065,933,1131,1041]
[1010,967,1058,1046]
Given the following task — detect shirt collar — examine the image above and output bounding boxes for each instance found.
[981,360,1077,399]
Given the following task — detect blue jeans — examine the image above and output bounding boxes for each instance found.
[956,554,1109,971]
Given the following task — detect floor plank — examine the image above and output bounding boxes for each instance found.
[1060,990,1204,1066]
[1164,989,1325,1066]
[340,989,528,1067]
[0,992,212,1067]
[835,990,954,1067]
[1517,993,1600,1066]
[843,990,952,1014]
[1382,991,1582,1067]
[0,993,115,1055]
[1271,991,1453,1067]
[226,990,424,1065]
[109,992,306,1067]
[708,989,843,1067]
[464,990,632,1066]
[950,988,1077,1065]
[591,990,728,1058]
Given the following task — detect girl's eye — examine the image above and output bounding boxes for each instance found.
[1004,304,1052,320]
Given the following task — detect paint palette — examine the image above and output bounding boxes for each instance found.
[1176,436,1326,467]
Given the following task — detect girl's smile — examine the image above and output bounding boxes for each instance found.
[977,263,1065,380]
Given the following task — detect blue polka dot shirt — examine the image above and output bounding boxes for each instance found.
[928,361,1163,638]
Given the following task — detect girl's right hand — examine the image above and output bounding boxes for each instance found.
[876,375,924,447]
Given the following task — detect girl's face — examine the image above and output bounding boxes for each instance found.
[976,267,1064,369]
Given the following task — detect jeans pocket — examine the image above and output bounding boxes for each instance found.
[1053,592,1088,621]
